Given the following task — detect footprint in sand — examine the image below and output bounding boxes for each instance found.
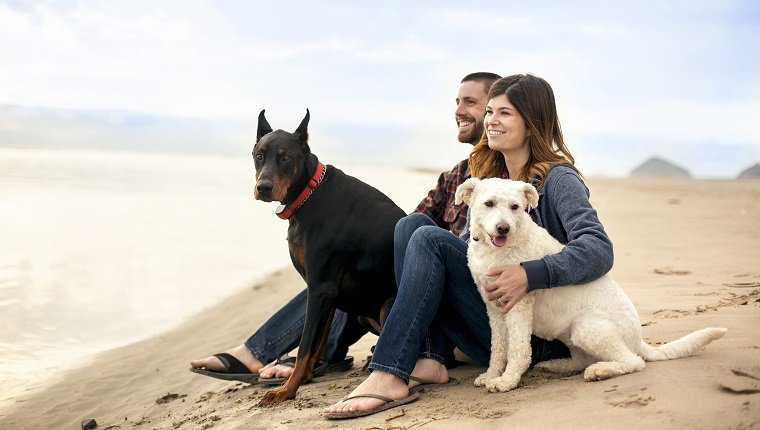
[605,387,655,409]
[723,282,760,289]
[652,309,690,319]
[653,267,691,276]
[719,369,760,395]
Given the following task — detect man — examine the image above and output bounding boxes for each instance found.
[416,72,497,237]
[190,72,501,383]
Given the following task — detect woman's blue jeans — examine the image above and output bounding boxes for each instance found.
[366,213,570,382]
[367,213,492,381]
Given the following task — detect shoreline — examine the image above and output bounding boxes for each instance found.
[0,147,440,419]
[1,177,759,429]
[0,266,289,414]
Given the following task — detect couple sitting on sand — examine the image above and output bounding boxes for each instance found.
[191,71,609,419]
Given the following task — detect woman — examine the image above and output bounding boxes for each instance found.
[324,74,614,419]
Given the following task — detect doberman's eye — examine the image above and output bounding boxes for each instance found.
[281,154,291,162]
[484,200,494,208]
[510,203,519,211]
[254,153,263,161]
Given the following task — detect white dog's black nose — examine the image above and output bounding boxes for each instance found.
[497,224,510,235]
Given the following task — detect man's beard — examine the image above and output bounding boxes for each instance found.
[459,119,485,145]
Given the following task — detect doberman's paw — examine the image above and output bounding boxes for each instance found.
[258,388,294,406]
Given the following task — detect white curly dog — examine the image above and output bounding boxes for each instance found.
[455,177,727,393]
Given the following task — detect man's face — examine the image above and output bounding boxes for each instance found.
[455,80,489,144]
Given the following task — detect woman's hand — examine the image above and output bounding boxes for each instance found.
[485,264,528,314]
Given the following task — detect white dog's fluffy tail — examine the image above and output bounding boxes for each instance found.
[638,327,727,361]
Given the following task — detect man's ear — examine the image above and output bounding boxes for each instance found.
[522,182,539,209]
[294,108,310,142]
[256,109,273,142]
[455,177,480,206]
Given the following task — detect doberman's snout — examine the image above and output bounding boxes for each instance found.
[256,180,273,199]
[496,224,510,235]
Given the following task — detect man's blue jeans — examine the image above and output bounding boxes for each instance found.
[243,289,366,364]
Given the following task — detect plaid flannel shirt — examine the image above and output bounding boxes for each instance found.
[414,158,470,237]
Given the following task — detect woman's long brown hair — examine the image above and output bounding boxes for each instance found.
[469,74,576,191]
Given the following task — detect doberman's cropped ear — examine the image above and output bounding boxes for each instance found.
[257,110,273,142]
[522,182,539,209]
[294,109,310,142]
[455,177,480,206]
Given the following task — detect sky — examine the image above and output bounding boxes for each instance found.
[0,0,758,177]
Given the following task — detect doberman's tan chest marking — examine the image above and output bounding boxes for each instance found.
[287,222,307,273]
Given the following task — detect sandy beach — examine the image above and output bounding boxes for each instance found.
[1,176,758,430]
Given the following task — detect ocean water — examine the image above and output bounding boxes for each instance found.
[0,147,438,406]
[0,148,294,403]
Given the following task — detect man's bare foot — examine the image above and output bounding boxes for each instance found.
[190,344,264,373]
[258,356,296,379]
[323,370,410,414]
[407,358,449,390]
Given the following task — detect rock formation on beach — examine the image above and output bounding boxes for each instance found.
[737,163,760,179]
[629,157,691,178]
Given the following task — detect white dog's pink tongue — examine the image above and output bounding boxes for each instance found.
[491,235,507,247]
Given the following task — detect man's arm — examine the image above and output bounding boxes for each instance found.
[414,159,470,235]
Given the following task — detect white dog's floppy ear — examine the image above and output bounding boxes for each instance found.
[522,182,539,209]
[455,178,480,206]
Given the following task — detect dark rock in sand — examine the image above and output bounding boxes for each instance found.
[629,157,691,178]
[81,418,97,430]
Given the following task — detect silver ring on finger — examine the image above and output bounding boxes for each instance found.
[497,297,505,306]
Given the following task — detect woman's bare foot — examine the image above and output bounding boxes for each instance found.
[407,358,449,390]
[323,370,410,414]
[323,358,449,415]
[190,344,264,373]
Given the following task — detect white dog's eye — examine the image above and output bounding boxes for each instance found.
[510,203,519,211]
[485,200,494,208]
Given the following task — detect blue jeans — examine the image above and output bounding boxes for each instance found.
[367,213,491,381]
[367,213,569,382]
[243,289,367,364]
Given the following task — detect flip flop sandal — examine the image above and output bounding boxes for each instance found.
[322,391,420,420]
[408,375,459,394]
[189,352,260,384]
[259,355,355,386]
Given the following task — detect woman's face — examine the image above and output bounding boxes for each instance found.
[484,94,529,156]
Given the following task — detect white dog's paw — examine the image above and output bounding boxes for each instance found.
[475,368,503,387]
[583,363,615,381]
[474,372,491,387]
[486,375,520,392]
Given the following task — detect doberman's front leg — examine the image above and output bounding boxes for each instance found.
[259,284,337,406]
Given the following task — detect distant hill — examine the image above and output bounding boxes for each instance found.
[737,163,760,179]
[0,104,253,156]
[629,157,691,178]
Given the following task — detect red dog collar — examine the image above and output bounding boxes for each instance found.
[276,162,326,220]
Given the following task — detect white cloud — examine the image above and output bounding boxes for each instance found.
[0,0,757,175]
[354,34,447,63]
[563,99,760,145]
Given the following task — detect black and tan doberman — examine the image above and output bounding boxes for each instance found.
[253,109,404,406]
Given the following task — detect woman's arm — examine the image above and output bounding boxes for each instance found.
[522,168,614,291]
[484,166,614,313]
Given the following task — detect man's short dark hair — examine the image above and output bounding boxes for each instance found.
[461,72,502,92]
